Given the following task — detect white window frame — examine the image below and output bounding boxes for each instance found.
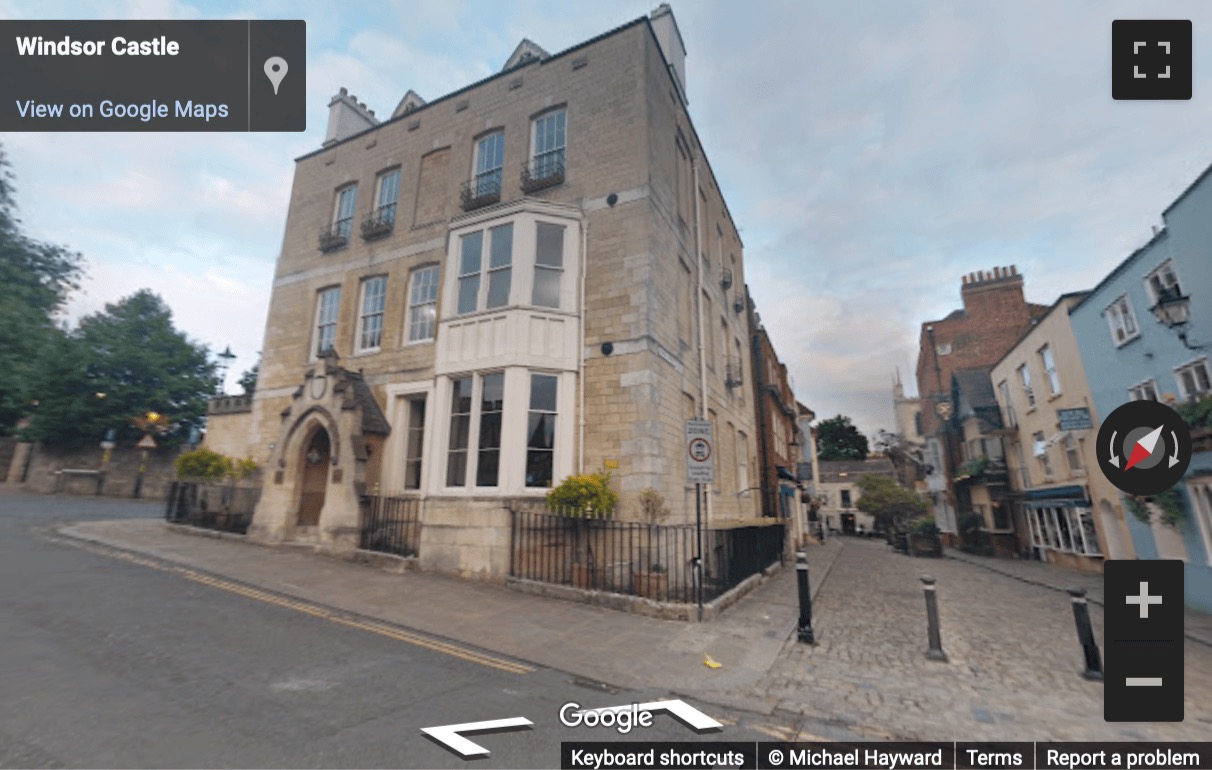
[530,107,566,178]
[331,184,358,239]
[532,221,565,309]
[456,224,514,315]
[1033,430,1053,478]
[355,275,387,354]
[473,130,505,199]
[524,372,559,489]
[373,168,400,226]
[444,371,506,490]
[405,264,440,344]
[737,431,749,493]
[1017,363,1035,408]
[402,394,427,491]
[1105,294,1140,346]
[1145,259,1182,305]
[997,379,1016,428]
[1174,357,1212,403]
[1129,379,1160,402]
[1063,434,1084,473]
[1039,343,1061,396]
[312,286,341,360]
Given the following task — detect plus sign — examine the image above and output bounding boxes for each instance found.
[1126,581,1163,619]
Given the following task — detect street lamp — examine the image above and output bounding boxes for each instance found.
[1149,285,1203,349]
[216,345,237,394]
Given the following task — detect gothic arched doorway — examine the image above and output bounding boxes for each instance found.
[298,428,330,526]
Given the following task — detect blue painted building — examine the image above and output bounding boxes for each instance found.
[1070,163,1212,612]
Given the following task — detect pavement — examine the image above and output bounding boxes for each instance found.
[34,501,1212,742]
[54,515,844,718]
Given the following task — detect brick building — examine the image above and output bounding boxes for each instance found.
[750,306,801,533]
[205,6,767,579]
[914,267,1048,536]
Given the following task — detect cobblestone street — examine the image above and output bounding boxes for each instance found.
[760,539,1212,741]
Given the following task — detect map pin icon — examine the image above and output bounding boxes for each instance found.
[264,56,288,95]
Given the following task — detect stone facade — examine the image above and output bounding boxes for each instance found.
[210,8,765,579]
[815,457,897,535]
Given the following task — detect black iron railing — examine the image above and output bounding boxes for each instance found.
[508,504,783,603]
[460,171,502,211]
[360,495,421,558]
[361,205,396,240]
[521,152,565,193]
[165,481,258,534]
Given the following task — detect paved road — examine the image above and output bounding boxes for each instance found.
[0,493,789,768]
[759,538,1212,741]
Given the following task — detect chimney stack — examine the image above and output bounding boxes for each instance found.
[324,87,381,146]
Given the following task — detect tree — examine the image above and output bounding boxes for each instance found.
[238,360,259,395]
[816,414,869,461]
[0,143,85,433]
[22,290,217,449]
[855,474,928,533]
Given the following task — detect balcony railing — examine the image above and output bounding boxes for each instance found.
[724,355,744,389]
[361,205,396,240]
[460,170,502,211]
[319,218,352,252]
[521,151,565,193]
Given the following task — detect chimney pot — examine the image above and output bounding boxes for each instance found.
[1011,265,1018,275]
[339,86,348,96]
[962,275,969,285]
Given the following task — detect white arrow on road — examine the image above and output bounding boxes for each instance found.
[420,717,533,758]
[581,699,723,732]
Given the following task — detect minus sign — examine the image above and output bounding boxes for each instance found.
[1126,677,1164,686]
[1113,639,1176,643]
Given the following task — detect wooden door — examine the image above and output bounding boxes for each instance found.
[297,429,330,526]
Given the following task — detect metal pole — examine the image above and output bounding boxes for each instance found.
[1068,587,1104,681]
[921,575,948,661]
[796,550,815,643]
[695,482,703,621]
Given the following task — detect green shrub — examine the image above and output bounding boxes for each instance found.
[1177,394,1212,430]
[174,449,259,482]
[546,472,618,518]
[174,448,231,481]
[910,516,939,535]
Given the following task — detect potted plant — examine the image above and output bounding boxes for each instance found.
[907,516,943,557]
[631,488,671,599]
[546,471,618,589]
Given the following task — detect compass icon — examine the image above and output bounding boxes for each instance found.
[1096,400,1192,496]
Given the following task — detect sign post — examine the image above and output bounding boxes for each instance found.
[686,419,715,621]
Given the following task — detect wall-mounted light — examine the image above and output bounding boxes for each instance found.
[1149,285,1203,349]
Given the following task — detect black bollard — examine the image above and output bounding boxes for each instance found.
[1067,587,1104,681]
[921,575,948,662]
[796,550,815,644]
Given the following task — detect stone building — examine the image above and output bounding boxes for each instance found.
[914,267,1049,538]
[991,292,1134,571]
[205,6,766,579]
[815,457,897,536]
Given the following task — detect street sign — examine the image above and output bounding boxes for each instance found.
[685,419,714,484]
[135,434,157,450]
[1057,407,1093,431]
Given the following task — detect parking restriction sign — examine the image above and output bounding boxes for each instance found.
[685,419,715,484]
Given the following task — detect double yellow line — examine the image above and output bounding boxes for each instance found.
[60,536,534,675]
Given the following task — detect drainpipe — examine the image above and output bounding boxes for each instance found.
[692,156,710,529]
[579,216,589,475]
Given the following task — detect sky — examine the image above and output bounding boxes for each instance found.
[3,0,1212,439]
